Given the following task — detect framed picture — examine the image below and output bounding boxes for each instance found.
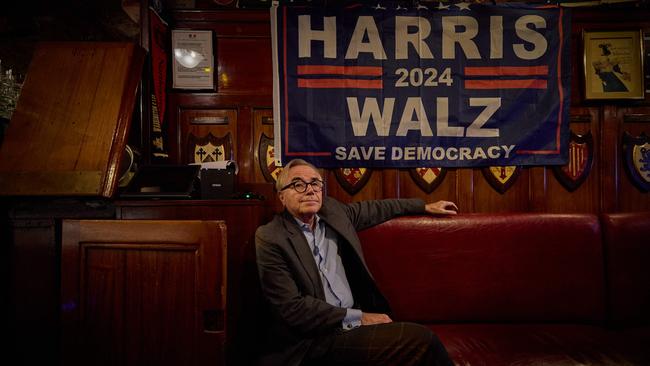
[171,30,215,90]
[583,30,645,100]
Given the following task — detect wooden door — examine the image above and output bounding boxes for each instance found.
[61,220,227,366]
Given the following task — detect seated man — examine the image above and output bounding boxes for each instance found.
[255,158,457,366]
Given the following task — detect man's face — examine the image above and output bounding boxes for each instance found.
[278,165,323,223]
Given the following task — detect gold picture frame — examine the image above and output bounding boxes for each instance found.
[583,30,645,100]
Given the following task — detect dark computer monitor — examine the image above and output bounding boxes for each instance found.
[120,165,200,199]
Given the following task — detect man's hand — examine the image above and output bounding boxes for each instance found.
[361,312,392,325]
[425,200,458,215]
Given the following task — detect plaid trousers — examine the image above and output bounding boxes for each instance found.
[304,322,453,366]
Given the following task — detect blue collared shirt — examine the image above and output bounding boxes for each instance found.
[295,216,362,330]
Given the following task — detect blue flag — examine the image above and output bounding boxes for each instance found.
[272,2,571,167]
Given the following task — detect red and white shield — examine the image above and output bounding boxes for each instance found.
[553,131,594,192]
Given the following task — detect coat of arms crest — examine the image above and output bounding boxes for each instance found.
[552,131,594,192]
[258,134,282,183]
[482,166,521,194]
[187,132,232,164]
[409,167,447,193]
[623,132,650,192]
[334,168,372,195]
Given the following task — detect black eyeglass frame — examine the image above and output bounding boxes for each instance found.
[280,179,324,193]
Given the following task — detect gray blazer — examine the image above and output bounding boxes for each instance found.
[254,197,425,366]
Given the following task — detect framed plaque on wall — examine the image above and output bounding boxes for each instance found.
[171,29,215,90]
[583,29,645,100]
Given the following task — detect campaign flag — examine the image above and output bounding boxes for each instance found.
[271,2,571,167]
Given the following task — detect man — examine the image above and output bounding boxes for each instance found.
[255,159,457,366]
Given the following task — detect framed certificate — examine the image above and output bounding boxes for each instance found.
[583,30,645,100]
[171,30,215,90]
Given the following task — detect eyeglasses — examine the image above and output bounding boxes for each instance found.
[280,179,324,193]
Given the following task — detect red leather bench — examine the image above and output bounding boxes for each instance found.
[358,213,650,365]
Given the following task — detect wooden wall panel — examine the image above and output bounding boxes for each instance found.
[216,37,272,95]
[325,169,384,203]
[167,10,273,190]
[473,168,531,213]
[61,220,227,366]
[601,105,621,213]
[236,105,254,184]
[398,169,459,208]
[114,200,271,366]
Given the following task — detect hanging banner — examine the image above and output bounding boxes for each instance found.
[272,2,571,168]
[149,7,169,160]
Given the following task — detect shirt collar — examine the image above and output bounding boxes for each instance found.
[294,214,321,231]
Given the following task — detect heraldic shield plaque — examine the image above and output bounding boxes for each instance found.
[258,134,282,184]
[482,166,522,194]
[188,132,232,163]
[410,167,447,194]
[553,131,594,192]
[623,132,650,192]
[334,168,372,195]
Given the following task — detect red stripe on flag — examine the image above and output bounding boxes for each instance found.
[286,151,332,156]
[464,79,547,89]
[464,66,548,76]
[298,78,383,89]
[297,65,383,76]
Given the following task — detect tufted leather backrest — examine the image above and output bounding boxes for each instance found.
[358,214,605,324]
[601,212,650,326]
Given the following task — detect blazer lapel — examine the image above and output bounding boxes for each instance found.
[282,212,324,297]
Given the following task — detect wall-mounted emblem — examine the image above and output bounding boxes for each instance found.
[623,132,650,192]
[409,167,447,194]
[258,134,282,183]
[482,166,521,194]
[552,131,594,192]
[334,168,372,195]
[187,132,232,163]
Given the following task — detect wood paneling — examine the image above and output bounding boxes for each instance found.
[164,8,650,214]
[398,168,459,208]
[216,37,272,94]
[6,199,116,365]
[61,219,227,366]
[473,168,531,213]
[115,200,271,366]
[0,42,144,197]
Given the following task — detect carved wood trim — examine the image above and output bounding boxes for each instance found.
[623,114,650,123]
[570,114,592,123]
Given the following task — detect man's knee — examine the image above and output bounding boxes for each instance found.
[401,323,453,366]
[399,322,437,346]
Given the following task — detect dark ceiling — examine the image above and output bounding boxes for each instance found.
[1,0,140,77]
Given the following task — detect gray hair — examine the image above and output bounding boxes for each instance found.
[275,159,321,191]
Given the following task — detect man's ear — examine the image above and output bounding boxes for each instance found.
[278,191,286,206]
